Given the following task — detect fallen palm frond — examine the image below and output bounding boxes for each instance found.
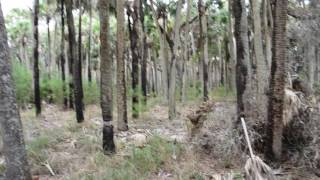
[241,118,276,180]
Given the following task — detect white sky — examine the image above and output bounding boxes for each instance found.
[1,0,33,16]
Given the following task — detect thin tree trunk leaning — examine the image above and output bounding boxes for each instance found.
[198,0,208,101]
[232,0,251,119]
[60,0,68,108]
[66,0,84,122]
[33,0,41,116]
[99,0,116,154]
[128,0,140,119]
[117,0,128,131]
[0,2,32,178]
[266,0,288,161]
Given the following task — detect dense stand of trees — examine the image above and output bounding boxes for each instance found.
[0,0,320,178]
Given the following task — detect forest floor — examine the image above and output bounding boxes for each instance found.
[6,97,319,179]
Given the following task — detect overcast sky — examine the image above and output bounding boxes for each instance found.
[1,0,33,16]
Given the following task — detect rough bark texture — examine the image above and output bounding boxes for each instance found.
[78,0,84,105]
[168,0,183,120]
[33,0,41,115]
[60,0,68,108]
[0,2,32,178]
[227,0,236,91]
[128,0,140,119]
[232,0,251,119]
[88,0,92,83]
[251,0,269,125]
[140,0,147,105]
[66,0,84,122]
[266,0,288,161]
[198,0,208,102]
[117,0,128,131]
[99,0,115,154]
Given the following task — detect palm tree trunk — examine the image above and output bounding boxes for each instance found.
[60,0,68,108]
[0,3,32,178]
[266,0,288,161]
[128,0,140,119]
[232,0,251,119]
[99,0,115,154]
[33,0,41,116]
[88,0,92,83]
[116,0,128,131]
[66,0,84,122]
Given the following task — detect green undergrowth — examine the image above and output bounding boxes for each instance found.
[69,136,185,180]
[12,62,100,106]
[209,85,235,101]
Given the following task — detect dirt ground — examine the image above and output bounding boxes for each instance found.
[13,100,320,180]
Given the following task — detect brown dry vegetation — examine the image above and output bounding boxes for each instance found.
[6,95,317,180]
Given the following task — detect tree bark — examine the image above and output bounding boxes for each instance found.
[88,0,92,83]
[168,0,183,120]
[140,0,148,105]
[117,0,128,131]
[227,0,236,91]
[78,0,84,106]
[46,14,52,79]
[198,0,208,101]
[99,0,115,154]
[60,0,68,108]
[232,0,251,119]
[128,0,140,119]
[33,0,41,116]
[266,0,288,161]
[0,2,32,178]
[66,0,84,122]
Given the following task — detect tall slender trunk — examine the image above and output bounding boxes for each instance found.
[232,0,251,119]
[0,3,32,178]
[78,0,84,103]
[227,0,236,91]
[60,0,68,108]
[117,0,128,131]
[99,0,115,154]
[263,0,272,70]
[168,0,183,120]
[140,0,147,105]
[46,15,52,78]
[66,0,84,122]
[88,0,92,83]
[128,0,140,119]
[33,0,41,116]
[198,0,208,101]
[266,0,288,161]
[252,0,269,123]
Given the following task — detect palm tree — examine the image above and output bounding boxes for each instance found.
[99,0,115,153]
[0,2,32,179]
[33,0,41,116]
[266,0,288,161]
[117,0,128,131]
